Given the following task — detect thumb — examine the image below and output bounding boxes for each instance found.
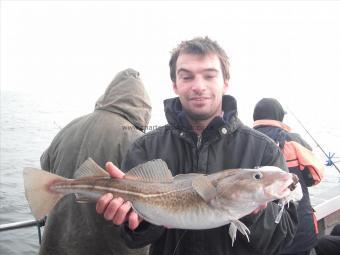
[105,162,125,179]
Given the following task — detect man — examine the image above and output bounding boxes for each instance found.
[97,37,298,255]
[315,224,340,255]
[253,98,324,255]
[39,69,151,255]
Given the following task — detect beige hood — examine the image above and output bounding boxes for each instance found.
[95,68,151,129]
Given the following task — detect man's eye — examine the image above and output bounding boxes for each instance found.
[182,76,193,80]
[205,75,216,80]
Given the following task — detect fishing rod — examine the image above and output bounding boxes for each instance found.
[287,107,340,174]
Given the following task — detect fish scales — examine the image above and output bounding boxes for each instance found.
[53,177,205,213]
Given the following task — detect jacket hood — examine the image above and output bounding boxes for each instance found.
[253,98,285,122]
[95,68,152,129]
[163,95,240,134]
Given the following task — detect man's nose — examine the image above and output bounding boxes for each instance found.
[192,77,206,92]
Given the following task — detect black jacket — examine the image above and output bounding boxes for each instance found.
[121,95,298,255]
[254,125,318,253]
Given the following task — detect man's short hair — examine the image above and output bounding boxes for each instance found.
[169,36,230,82]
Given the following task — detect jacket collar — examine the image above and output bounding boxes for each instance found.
[253,119,291,132]
[163,95,241,136]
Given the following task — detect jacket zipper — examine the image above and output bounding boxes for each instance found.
[195,135,202,169]
[197,135,202,150]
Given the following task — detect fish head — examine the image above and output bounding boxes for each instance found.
[214,166,298,204]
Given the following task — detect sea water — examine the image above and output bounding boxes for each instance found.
[0,90,92,254]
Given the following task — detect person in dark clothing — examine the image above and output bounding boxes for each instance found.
[39,69,151,255]
[253,98,323,255]
[96,37,299,255]
[315,224,340,255]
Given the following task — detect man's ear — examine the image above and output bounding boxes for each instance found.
[223,80,229,93]
[173,83,178,95]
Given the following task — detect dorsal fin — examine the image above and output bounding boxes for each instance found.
[125,159,173,182]
[74,158,109,179]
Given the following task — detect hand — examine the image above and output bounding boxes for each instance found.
[252,203,267,214]
[96,162,142,230]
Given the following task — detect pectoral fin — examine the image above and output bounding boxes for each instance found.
[228,219,250,246]
[192,175,217,203]
[75,192,102,203]
[75,194,91,203]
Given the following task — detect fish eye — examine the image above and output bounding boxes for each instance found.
[253,172,263,180]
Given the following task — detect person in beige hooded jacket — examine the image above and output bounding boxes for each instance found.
[39,68,151,255]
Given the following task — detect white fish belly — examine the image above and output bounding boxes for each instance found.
[133,201,231,229]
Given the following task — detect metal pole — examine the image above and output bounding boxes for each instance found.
[0,219,38,231]
[0,217,46,245]
[0,217,46,232]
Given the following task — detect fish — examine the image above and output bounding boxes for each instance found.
[23,158,302,245]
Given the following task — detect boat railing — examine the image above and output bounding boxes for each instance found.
[0,216,46,244]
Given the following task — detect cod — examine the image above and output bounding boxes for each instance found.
[23,158,301,245]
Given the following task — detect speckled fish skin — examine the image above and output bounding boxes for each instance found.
[24,158,300,244]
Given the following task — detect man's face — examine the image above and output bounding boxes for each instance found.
[173,53,228,121]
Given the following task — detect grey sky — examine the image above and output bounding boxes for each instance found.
[1,1,340,127]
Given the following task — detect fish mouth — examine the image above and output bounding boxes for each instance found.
[278,173,299,198]
[287,174,299,191]
[279,183,293,198]
[265,173,298,199]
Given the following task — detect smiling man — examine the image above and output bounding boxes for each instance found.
[96,37,298,255]
[173,53,228,134]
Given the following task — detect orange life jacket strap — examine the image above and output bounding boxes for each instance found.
[312,209,319,234]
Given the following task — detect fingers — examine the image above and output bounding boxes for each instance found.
[128,210,142,230]
[252,202,268,214]
[96,194,137,227]
[97,162,142,229]
[96,193,113,214]
[259,203,268,210]
[113,201,132,225]
[104,197,125,221]
[105,162,125,179]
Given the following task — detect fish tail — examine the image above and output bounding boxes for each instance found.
[23,167,67,220]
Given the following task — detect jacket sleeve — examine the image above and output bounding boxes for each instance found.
[241,142,299,255]
[119,138,165,248]
[40,149,51,171]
